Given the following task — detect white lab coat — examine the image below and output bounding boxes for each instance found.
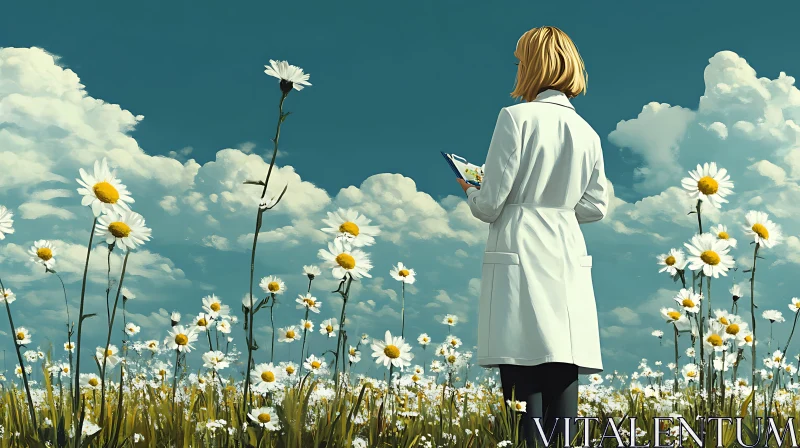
[466,89,609,374]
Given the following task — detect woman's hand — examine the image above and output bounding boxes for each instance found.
[457,178,479,195]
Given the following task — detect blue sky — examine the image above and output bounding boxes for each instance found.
[2,0,800,380]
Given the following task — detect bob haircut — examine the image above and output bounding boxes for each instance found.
[511,26,587,102]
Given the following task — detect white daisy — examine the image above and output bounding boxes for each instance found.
[320,318,339,338]
[251,363,283,392]
[660,307,683,323]
[14,327,31,345]
[731,284,742,301]
[64,341,75,352]
[656,249,687,276]
[703,322,727,353]
[96,345,121,368]
[418,333,431,346]
[300,319,314,332]
[445,335,462,349]
[303,355,326,374]
[348,346,362,363]
[0,205,14,240]
[295,293,322,313]
[259,276,286,295]
[318,238,373,279]
[790,298,800,313]
[303,265,321,280]
[144,340,159,352]
[281,362,298,377]
[743,210,781,249]
[763,310,785,323]
[216,320,232,334]
[202,351,229,370]
[202,294,230,319]
[193,313,214,332]
[248,406,281,430]
[29,240,57,270]
[681,363,699,382]
[680,162,734,208]
[321,208,381,247]
[442,314,458,326]
[264,59,311,92]
[95,210,152,251]
[371,330,414,369]
[278,326,301,343]
[121,287,135,300]
[167,325,199,352]
[738,331,755,348]
[674,289,702,314]
[1,288,16,304]
[76,158,134,217]
[124,323,140,336]
[390,262,417,284]
[710,224,737,249]
[506,400,527,413]
[684,233,734,278]
[80,373,102,390]
[652,330,664,338]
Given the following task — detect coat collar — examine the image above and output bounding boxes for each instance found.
[532,89,575,110]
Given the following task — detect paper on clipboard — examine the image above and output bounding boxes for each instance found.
[441,152,485,187]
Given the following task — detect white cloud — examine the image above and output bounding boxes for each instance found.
[609,307,641,325]
[18,202,75,220]
[202,235,230,251]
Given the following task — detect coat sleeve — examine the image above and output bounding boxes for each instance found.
[466,108,521,224]
[575,144,609,224]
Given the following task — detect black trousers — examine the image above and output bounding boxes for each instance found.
[499,363,579,448]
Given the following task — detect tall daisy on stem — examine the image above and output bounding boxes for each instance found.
[73,158,133,426]
[259,275,286,362]
[767,298,800,413]
[390,262,416,338]
[241,59,308,413]
[742,209,782,419]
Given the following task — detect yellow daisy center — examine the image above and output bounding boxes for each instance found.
[667,311,682,321]
[159,369,167,376]
[681,298,695,308]
[726,324,740,335]
[745,335,753,343]
[336,253,356,270]
[286,330,296,339]
[286,366,295,375]
[108,222,131,238]
[450,339,458,346]
[88,378,99,387]
[697,176,719,195]
[399,269,410,277]
[752,223,769,240]
[311,361,321,369]
[384,345,401,359]
[16,332,25,340]
[412,374,420,382]
[261,371,275,382]
[447,318,454,324]
[258,413,271,423]
[326,325,334,333]
[93,181,120,204]
[304,298,316,307]
[515,402,523,411]
[700,250,720,266]
[174,334,189,345]
[197,318,208,327]
[718,231,730,240]
[339,221,360,236]
[719,317,729,325]
[210,303,221,312]
[447,355,457,364]
[707,334,723,347]
[267,281,280,292]
[686,371,697,378]
[349,348,356,355]
[664,255,676,266]
[148,342,157,349]
[36,247,53,261]
[303,322,312,329]
[787,366,793,372]
[198,378,205,384]
[105,349,114,357]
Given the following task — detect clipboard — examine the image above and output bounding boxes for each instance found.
[441,152,483,187]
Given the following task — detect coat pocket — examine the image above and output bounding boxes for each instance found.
[479,252,522,359]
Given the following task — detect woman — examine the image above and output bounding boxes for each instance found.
[458,26,608,447]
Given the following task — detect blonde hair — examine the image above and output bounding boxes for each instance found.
[511,26,587,102]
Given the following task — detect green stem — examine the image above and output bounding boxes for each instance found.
[400,282,406,339]
[0,277,37,429]
[99,249,130,427]
[750,242,760,422]
[73,217,98,431]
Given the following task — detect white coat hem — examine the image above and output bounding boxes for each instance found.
[477,355,603,375]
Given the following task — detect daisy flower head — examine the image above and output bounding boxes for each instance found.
[681,363,699,382]
[167,325,199,352]
[300,319,314,332]
[248,405,281,430]
[446,335,462,349]
[661,307,683,323]
[250,363,284,392]
[64,341,75,352]
[0,205,14,240]
[193,313,214,332]
[390,262,417,284]
[652,330,664,338]
[674,289,702,314]
[371,330,414,369]
[29,240,57,270]
[202,351,229,370]
[418,333,431,346]
[763,309,785,323]
[259,276,286,295]
[702,322,727,353]
[80,373,102,390]
[202,294,230,318]
[264,59,311,93]
[656,249,687,276]
[95,210,152,251]
[1,288,16,304]
[680,162,733,208]
[281,361,298,377]
[121,287,135,301]
[320,318,339,338]
[743,210,781,249]
[348,346,362,363]
[278,326,301,343]
[731,284,742,302]
[15,327,31,345]
[124,323,140,336]
[710,224,737,249]
[303,355,327,374]
[216,320,232,334]
[442,314,458,327]
[738,331,755,348]
[295,293,322,313]
[144,340,159,352]
[76,158,134,217]
[96,345,121,368]
[684,232,734,278]
[303,265,321,280]
[321,208,380,247]
[790,298,800,313]
[506,400,527,413]
[318,238,373,280]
